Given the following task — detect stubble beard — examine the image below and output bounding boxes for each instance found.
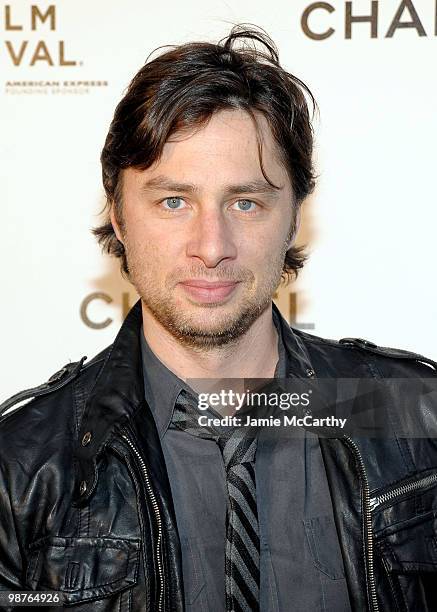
[124,238,289,351]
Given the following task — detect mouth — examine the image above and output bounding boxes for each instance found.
[178,279,241,304]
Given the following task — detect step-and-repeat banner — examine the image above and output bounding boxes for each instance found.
[2,0,436,399]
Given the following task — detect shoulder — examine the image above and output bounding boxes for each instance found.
[0,347,111,521]
[292,327,437,378]
[0,345,111,450]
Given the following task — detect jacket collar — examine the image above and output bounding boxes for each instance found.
[272,302,315,378]
[74,299,314,503]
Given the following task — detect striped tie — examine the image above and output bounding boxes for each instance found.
[171,389,260,612]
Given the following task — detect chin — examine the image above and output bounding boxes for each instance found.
[172,300,270,348]
[178,309,240,333]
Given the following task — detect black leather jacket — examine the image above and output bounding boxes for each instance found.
[1,301,437,612]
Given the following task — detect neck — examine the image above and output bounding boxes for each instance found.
[141,302,279,381]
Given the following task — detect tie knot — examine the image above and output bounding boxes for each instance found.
[172,389,258,470]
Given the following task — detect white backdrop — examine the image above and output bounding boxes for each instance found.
[2,0,436,401]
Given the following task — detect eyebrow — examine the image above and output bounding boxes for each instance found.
[140,175,283,198]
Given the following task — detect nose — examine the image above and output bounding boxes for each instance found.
[185,207,237,268]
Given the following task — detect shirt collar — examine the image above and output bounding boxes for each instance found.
[140,331,194,438]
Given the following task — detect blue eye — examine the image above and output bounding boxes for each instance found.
[233,199,256,212]
[163,197,185,209]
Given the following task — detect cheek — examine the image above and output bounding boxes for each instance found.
[240,228,286,261]
[126,223,183,272]
[124,216,170,251]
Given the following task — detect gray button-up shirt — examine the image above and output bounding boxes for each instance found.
[140,308,351,611]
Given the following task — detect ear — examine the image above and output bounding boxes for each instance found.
[109,205,124,245]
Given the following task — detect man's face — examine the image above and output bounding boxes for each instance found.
[112,109,295,348]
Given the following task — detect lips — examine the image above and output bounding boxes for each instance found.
[179,279,240,303]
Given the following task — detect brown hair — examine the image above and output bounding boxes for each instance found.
[94,25,317,282]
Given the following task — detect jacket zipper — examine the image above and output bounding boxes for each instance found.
[343,436,379,612]
[120,429,165,612]
[369,472,437,512]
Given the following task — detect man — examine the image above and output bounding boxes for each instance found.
[1,25,437,612]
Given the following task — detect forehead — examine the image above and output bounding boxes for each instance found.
[127,108,290,192]
[168,108,277,151]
